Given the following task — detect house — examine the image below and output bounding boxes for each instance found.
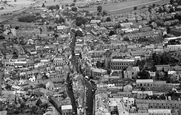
[136,99,181,115]
[123,84,133,92]
[155,65,170,71]
[90,67,107,79]
[124,66,140,79]
[168,71,181,81]
[136,79,153,87]
[171,65,181,71]
[110,70,123,79]
[46,81,54,90]
[148,109,172,115]
[132,91,153,99]
[43,105,59,115]
[61,105,73,115]
[90,20,101,24]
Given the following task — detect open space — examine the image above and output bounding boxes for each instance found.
[81,0,170,13]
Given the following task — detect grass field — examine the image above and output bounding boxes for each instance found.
[81,0,170,13]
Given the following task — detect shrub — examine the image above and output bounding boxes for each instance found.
[18,15,38,23]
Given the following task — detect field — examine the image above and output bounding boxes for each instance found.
[81,0,170,14]
[0,0,74,23]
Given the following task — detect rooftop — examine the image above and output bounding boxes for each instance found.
[111,59,135,62]
[61,105,72,110]
[136,79,153,83]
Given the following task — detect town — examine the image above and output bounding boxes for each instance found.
[1,0,181,115]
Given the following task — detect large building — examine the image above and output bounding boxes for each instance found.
[110,59,135,70]
[136,99,181,115]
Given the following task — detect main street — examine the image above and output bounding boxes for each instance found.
[67,30,97,115]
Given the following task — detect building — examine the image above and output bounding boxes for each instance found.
[43,105,59,115]
[110,70,123,79]
[110,92,132,98]
[88,50,105,62]
[61,105,73,115]
[108,97,129,115]
[46,81,54,90]
[155,65,170,71]
[148,109,172,115]
[90,67,107,79]
[136,99,181,115]
[135,79,173,91]
[132,91,153,99]
[110,59,135,70]
[124,66,140,79]
[104,50,112,70]
[95,93,109,115]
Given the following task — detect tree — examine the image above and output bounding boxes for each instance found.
[12,52,18,59]
[70,3,75,7]
[138,70,150,79]
[96,61,102,68]
[141,87,145,91]
[134,6,137,10]
[170,0,174,4]
[73,0,76,2]
[42,3,45,7]
[55,17,65,24]
[71,7,78,12]
[106,17,111,21]
[75,17,87,26]
[102,10,107,16]
[75,30,83,37]
[109,30,115,36]
[56,5,60,10]
[97,6,102,13]
[0,35,5,40]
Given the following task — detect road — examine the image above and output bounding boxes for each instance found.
[83,79,97,115]
[66,72,78,115]
[68,30,97,115]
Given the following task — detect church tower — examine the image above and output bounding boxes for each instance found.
[104,50,112,70]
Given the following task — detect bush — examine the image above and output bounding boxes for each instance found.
[71,7,78,12]
[18,15,38,23]
[55,17,65,24]
[48,5,59,10]
[134,6,137,10]
[75,17,87,26]
[42,3,45,7]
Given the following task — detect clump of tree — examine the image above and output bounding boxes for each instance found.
[97,5,102,13]
[71,6,78,12]
[152,52,179,65]
[75,30,83,37]
[75,17,87,26]
[42,3,45,7]
[48,5,60,10]
[18,14,40,23]
[137,70,150,79]
[54,17,65,24]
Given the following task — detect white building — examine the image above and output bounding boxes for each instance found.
[110,59,135,70]
[148,109,172,115]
